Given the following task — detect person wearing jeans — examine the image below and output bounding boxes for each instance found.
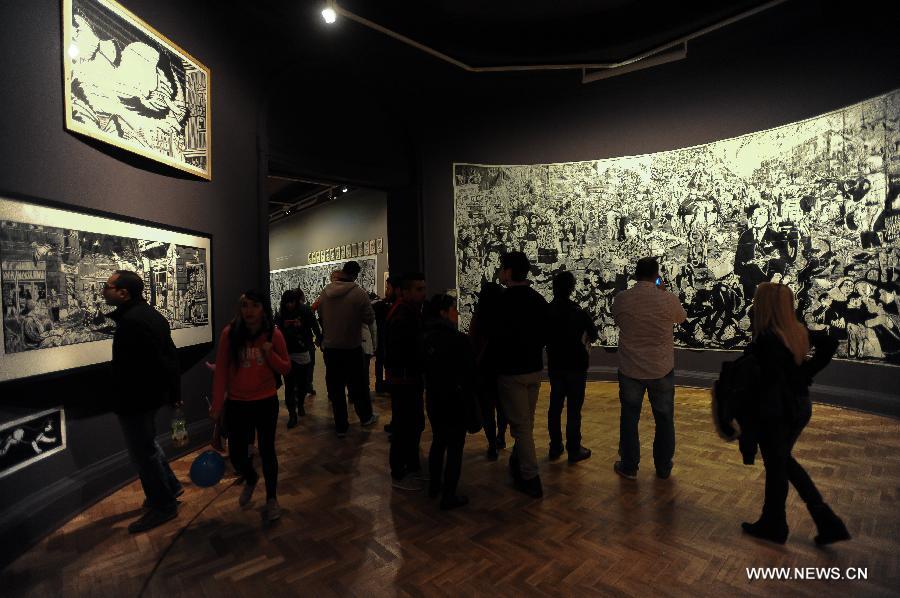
[103,270,183,534]
[316,263,379,436]
[611,257,686,480]
[616,370,675,475]
[546,271,597,463]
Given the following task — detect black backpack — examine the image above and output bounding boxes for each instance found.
[712,353,760,441]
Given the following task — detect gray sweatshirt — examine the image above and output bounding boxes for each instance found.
[317,281,376,350]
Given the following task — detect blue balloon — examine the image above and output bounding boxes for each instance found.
[190,449,225,488]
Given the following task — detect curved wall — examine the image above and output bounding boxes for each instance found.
[418,0,900,416]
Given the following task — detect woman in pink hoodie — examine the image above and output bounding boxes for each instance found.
[210,290,291,521]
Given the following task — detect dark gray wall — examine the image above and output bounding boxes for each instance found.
[418,0,900,416]
[0,0,265,567]
[269,188,389,295]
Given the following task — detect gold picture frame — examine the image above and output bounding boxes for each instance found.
[63,0,212,180]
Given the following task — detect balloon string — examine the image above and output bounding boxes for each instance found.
[137,467,240,597]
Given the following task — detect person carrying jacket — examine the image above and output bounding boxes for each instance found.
[739,282,850,546]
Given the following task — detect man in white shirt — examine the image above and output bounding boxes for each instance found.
[611,257,687,480]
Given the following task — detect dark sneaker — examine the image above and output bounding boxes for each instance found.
[143,487,184,509]
[361,414,379,427]
[392,475,423,491]
[548,444,565,460]
[568,447,592,463]
[440,495,469,510]
[656,467,672,480]
[127,508,177,533]
[287,413,298,429]
[514,475,543,498]
[265,498,281,521]
[613,461,637,480]
[239,478,257,507]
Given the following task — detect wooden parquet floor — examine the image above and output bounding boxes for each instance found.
[3,361,899,597]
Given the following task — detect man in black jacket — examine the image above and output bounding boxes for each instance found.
[103,270,182,533]
[491,252,550,498]
[385,273,427,490]
[547,271,597,463]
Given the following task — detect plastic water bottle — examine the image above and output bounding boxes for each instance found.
[171,406,188,447]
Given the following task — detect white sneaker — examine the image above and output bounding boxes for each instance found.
[265,498,281,521]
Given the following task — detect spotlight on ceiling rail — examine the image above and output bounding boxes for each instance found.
[321,4,336,24]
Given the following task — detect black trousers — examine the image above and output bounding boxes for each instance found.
[478,372,507,449]
[285,360,309,415]
[323,347,373,433]
[389,384,424,479]
[548,370,587,453]
[306,348,316,393]
[118,408,182,511]
[374,349,385,393]
[226,397,279,500]
[757,396,823,522]
[429,423,466,498]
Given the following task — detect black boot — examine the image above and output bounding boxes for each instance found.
[287,412,298,429]
[514,475,543,499]
[809,504,851,546]
[741,514,789,544]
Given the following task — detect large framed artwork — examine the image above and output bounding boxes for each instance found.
[63,0,212,179]
[270,256,377,311]
[454,89,900,365]
[1,195,213,382]
[0,408,66,479]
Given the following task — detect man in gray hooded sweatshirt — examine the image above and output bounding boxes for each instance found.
[317,262,378,436]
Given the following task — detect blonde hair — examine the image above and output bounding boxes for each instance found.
[752,282,810,365]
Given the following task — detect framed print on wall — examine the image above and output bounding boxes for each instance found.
[376,237,383,253]
[0,407,67,479]
[0,194,213,383]
[63,0,212,180]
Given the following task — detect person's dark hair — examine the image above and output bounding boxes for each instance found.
[501,251,529,282]
[296,288,306,303]
[635,257,659,280]
[279,289,301,318]
[385,275,398,288]
[113,270,144,299]
[424,293,456,320]
[400,272,425,290]
[552,271,576,299]
[228,289,273,368]
[342,261,361,281]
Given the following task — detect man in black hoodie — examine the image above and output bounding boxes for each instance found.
[491,252,550,498]
[103,270,182,533]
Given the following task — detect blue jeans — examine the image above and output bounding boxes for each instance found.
[118,409,182,510]
[617,370,675,473]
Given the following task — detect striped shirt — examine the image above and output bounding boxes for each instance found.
[612,281,687,379]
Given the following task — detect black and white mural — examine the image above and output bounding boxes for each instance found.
[270,256,377,310]
[0,196,212,382]
[0,408,66,479]
[63,0,211,179]
[454,89,900,365]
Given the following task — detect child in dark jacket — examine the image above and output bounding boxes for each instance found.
[740,282,850,545]
[422,294,478,510]
[275,289,312,427]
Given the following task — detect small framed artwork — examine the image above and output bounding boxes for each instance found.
[339,246,344,260]
[0,407,67,479]
[369,240,376,255]
[376,237,383,253]
[345,244,351,258]
[350,244,356,258]
[355,242,361,256]
[363,240,370,255]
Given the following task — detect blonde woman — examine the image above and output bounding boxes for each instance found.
[741,282,850,545]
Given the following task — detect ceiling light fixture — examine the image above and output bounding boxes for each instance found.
[342,186,348,193]
[321,1,336,24]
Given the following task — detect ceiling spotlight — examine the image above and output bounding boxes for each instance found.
[342,186,348,193]
[322,6,336,24]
